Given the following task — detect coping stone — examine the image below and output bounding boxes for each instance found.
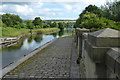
[88,28,120,47]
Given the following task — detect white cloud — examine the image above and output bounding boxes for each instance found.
[2,0,111,3]
[34,2,44,8]
[0,12,5,15]
[0,4,34,17]
[0,0,110,20]
[63,4,72,11]
[15,5,33,16]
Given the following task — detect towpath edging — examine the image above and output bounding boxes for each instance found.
[0,38,57,78]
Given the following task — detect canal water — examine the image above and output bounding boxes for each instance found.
[0,29,74,68]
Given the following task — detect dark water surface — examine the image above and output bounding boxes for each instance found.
[0,29,74,68]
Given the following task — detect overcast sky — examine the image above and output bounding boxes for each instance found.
[0,0,109,20]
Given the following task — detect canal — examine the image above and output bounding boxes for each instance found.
[0,29,74,69]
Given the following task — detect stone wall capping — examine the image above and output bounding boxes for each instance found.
[88,28,120,47]
[89,28,120,37]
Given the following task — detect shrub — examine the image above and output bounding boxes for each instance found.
[43,24,50,28]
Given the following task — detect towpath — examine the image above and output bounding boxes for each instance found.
[3,37,80,78]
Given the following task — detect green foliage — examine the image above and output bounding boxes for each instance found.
[32,17,43,27]
[50,22,58,28]
[74,2,120,31]
[2,13,22,27]
[1,14,45,29]
[34,25,42,29]
[79,12,104,29]
[79,12,120,30]
[14,23,26,29]
[1,21,7,27]
[2,27,29,37]
[1,27,60,37]
[81,5,103,17]
[58,22,64,30]
[26,20,34,29]
[43,24,50,28]
[58,30,64,36]
[74,5,103,28]
[101,1,120,21]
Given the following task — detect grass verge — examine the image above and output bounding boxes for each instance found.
[1,27,60,37]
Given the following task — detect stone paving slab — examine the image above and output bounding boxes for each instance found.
[3,37,80,78]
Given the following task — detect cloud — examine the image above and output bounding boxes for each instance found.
[16,5,33,16]
[2,0,111,3]
[63,4,73,11]
[1,4,34,16]
[0,0,108,20]
[0,2,65,20]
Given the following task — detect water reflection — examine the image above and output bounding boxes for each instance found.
[28,36,33,43]
[34,35,43,43]
[51,33,57,38]
[1,29,73,68]
[58,30,64,37]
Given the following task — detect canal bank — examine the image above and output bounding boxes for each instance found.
[0,28,60,48]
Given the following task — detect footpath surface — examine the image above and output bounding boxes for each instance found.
[3,37,80,78]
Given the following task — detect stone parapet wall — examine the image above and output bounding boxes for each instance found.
[106,48,120,78]
[75,28,120,79]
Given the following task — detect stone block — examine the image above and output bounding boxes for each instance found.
[88,28,120,47]
[116,57,120,78]
[115,48,120,78]
[84,40,109,63]
[76,28,90,37]
[76,28,90,33]
[82,33,88,39]
[106,48,120,72]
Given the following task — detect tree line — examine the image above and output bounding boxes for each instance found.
[74,1,120,31]
[1,14,74,30]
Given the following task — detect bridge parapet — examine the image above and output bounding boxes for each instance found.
[75,28,120,78]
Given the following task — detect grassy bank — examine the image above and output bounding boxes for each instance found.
[1,27,60,37]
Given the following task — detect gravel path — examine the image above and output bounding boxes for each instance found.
[3,37,80,78]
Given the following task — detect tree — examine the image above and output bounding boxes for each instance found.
[79,12,118,30]
[14,23,26,29]
[43,24,50,28]
[79,5,103,18]
[101,1,120,21]
[50,22,58,27]
[74,5,103,28]
[32,17,43,28]
[2,13,22,27]
[79,12,104,29]
[26,20,34,29]
[58,22,64,30]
